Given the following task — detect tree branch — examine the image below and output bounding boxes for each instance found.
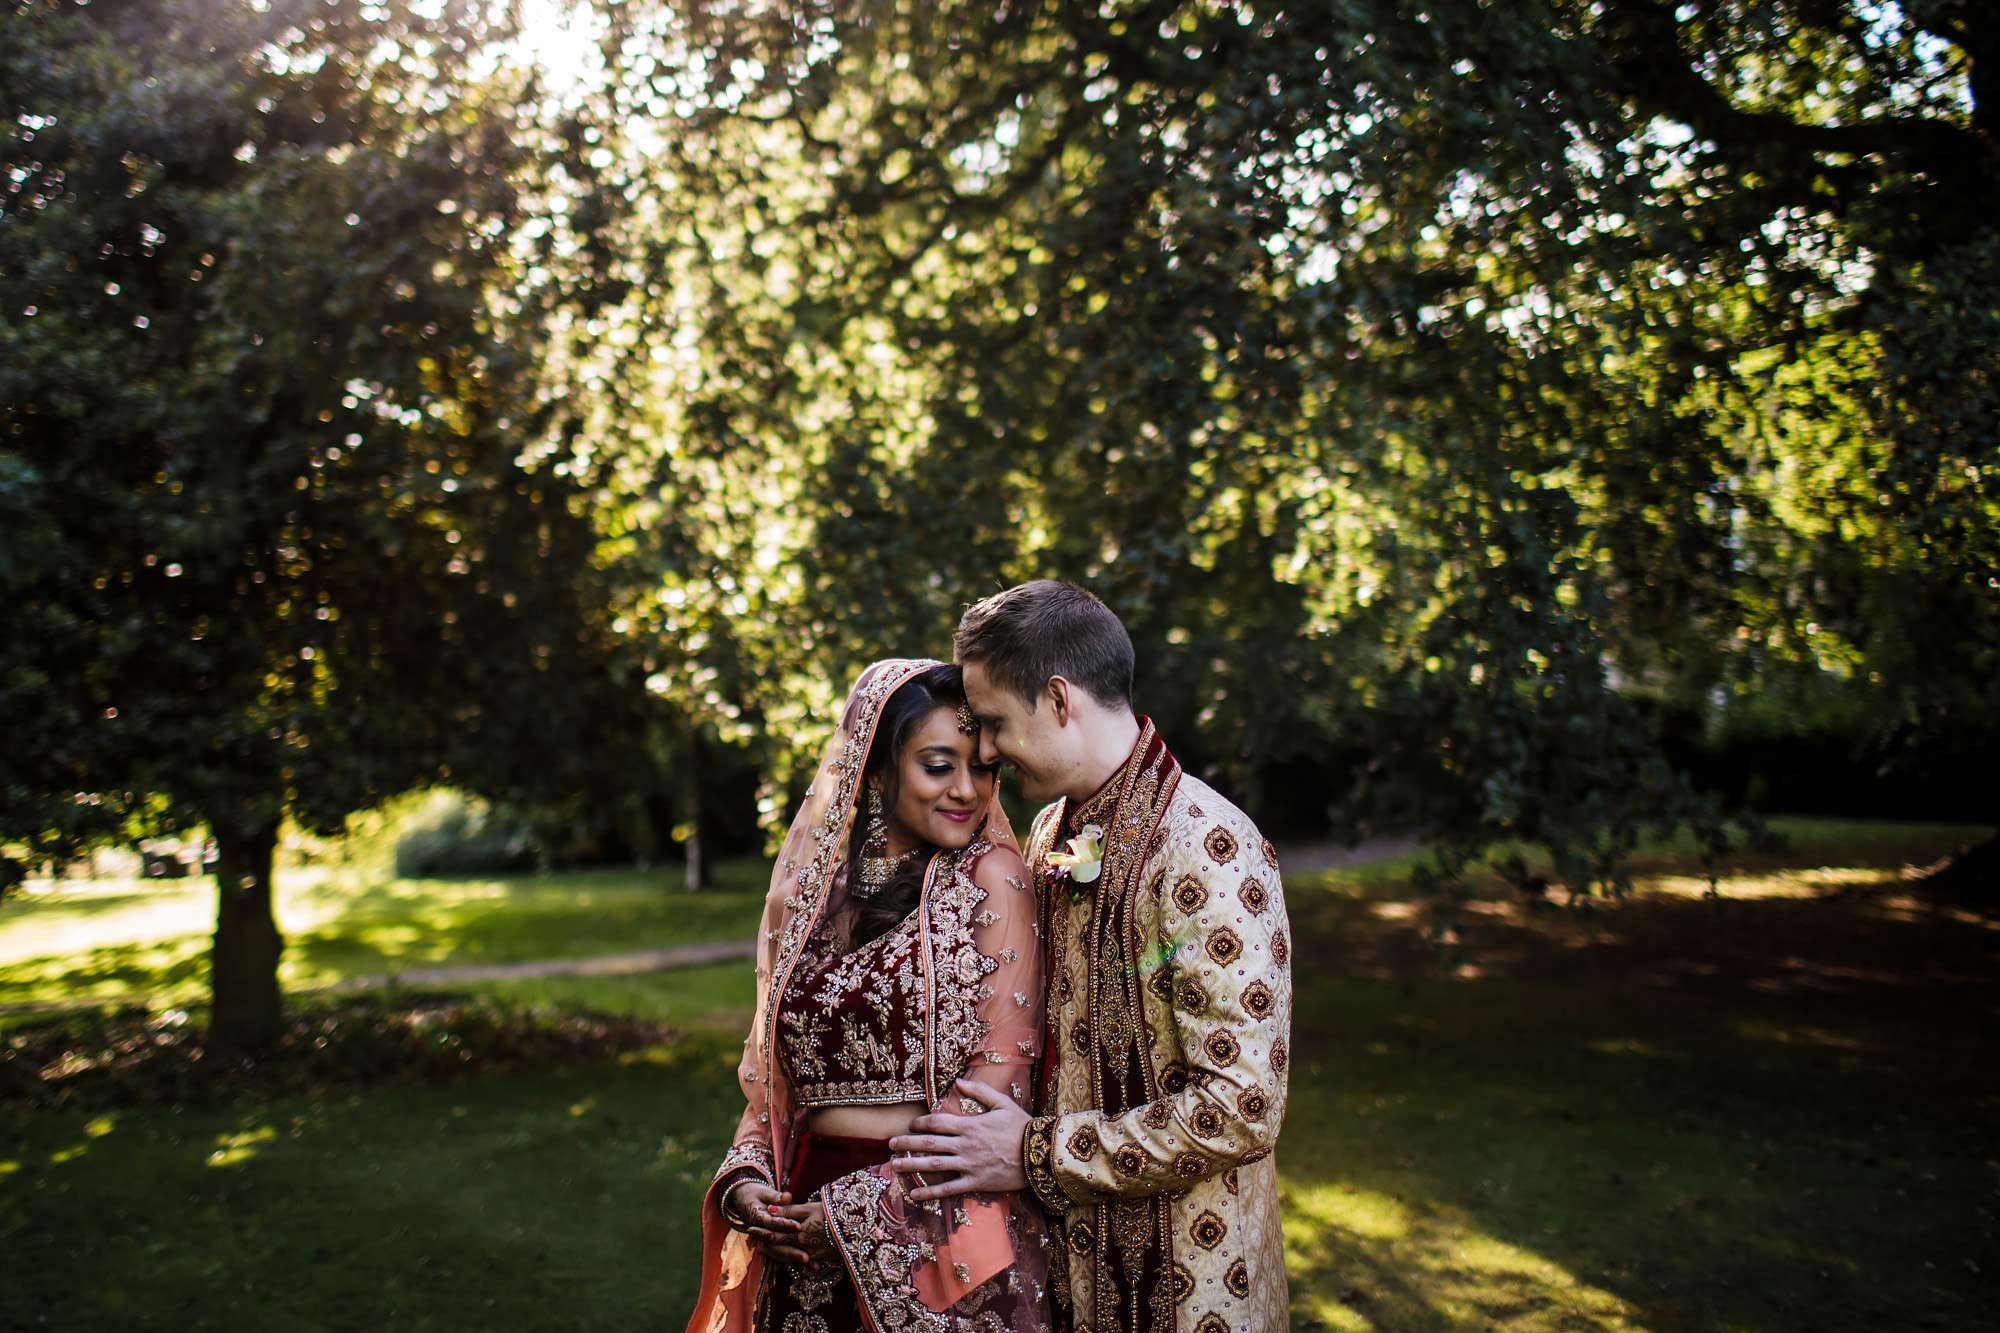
[1600,0,1988,171]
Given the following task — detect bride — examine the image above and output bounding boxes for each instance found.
[687,659,1055,1332]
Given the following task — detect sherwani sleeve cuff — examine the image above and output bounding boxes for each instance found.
[1022,1115,1074,1215]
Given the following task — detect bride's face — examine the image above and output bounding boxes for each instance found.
[885,706,997,851]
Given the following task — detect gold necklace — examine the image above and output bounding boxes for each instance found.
[854,846,923,898]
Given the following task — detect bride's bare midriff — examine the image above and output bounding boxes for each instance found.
[808,1099,928,1140]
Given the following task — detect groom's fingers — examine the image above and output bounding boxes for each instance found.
[888,1153,963,1172]
[905,1173,980,1202]
[952,1078,1014,1110]
[887,1133,962,1155]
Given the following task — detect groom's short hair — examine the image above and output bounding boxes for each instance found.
[954,580,1134,711]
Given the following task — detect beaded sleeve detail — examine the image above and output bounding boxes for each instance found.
[1022,1114,1072,1215]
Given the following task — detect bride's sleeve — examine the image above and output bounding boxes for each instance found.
[707,883,787,1203]
[950,844,1046,1113]
[817,845,1055,1330]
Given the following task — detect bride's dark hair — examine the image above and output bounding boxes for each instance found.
[842,663,972,949]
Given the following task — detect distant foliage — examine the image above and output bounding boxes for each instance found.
[0,0,657,1045]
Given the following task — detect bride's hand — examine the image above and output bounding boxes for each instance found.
[726,1181,808,1263]
[768,1199,836,1270]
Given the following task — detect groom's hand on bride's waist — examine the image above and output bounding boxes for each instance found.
[886,1079,1029,1200]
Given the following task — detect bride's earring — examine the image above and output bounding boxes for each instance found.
[854,784,906,899]
[862,785,890,858]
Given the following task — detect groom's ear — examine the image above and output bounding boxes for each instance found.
[1046,676,1073,726]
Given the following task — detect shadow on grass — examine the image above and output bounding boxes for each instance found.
[0,936,213,1012]
[1,1029,749,1328]
[1285,994,1996,1325]
[6,823,1996,1329]
[1279,832,2000,1330]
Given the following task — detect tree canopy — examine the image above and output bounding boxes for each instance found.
[4,0,1994,1026]
[0,0,647,1046]
[560,0,1996,893]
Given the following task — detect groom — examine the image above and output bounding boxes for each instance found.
[889,580,1292,1331]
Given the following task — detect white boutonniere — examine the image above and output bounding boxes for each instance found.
[1046,824,1105,899]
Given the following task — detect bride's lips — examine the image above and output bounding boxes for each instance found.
[936,808,974,823]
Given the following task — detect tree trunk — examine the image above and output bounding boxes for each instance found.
[208,816,285,1056]
[679,726,710,891]
[684,821,706,891]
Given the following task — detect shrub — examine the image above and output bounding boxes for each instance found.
[391,789,545,878]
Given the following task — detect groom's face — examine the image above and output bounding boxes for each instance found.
[961,660,1072,803]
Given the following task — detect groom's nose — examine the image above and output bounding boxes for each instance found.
[977,731,1001,767]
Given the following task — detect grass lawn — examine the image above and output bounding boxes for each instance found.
[4,816,1997,1329]
[0,860,771,1014]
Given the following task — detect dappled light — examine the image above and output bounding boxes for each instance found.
[207,1124,278,1169]
[1286,1182,1648,1330]
[4,822,1994,1325]
[1646,866,1901,901]
[2,865,766,1015]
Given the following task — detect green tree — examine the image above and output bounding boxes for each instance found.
[0,0,639,1049]
[572,0,1994,891]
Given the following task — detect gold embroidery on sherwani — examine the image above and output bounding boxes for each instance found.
[1032,722,1196,1333]
[1095,725,1170,1333]
[1096,925,1137,1091]
[1028,747,1295,1331]
[1021,803,1074,1314]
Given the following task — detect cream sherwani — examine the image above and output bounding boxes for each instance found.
[1021,720,1292,1333]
